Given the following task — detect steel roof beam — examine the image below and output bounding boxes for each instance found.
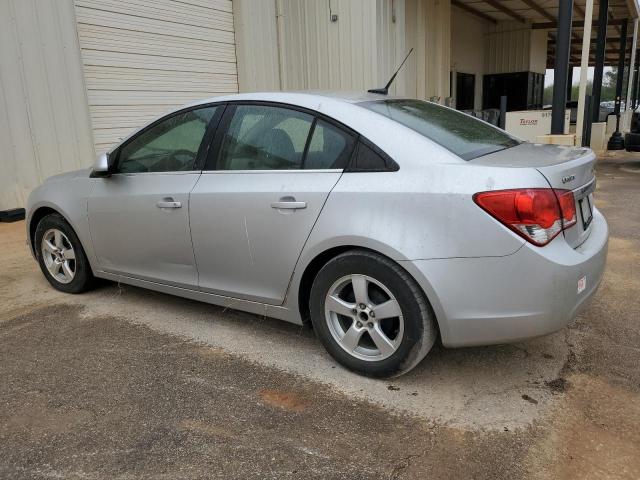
[451,0,497,24]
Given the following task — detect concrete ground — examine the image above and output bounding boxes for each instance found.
[1,153,639,479]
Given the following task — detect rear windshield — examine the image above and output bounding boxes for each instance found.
[361,99,520,160]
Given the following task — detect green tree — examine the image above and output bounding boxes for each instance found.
[601,68,617,102]
[544,68,618,107]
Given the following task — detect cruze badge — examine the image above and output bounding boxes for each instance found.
[562,174,575,184]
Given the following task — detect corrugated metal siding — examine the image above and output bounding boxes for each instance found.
[74,0,238,153]
[234,0,450,99]
[485,21,532,75]
[404,0,451,100]
[451,6,489,110]
[275,0,379,91]
[0,0,95,210]
[529,28,548,74]
[376,0,407,95]
[233,0,280,92]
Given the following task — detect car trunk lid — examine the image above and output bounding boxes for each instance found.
[472,143,596,248]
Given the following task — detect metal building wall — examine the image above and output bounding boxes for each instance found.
[451,7,489,110]
[74,0,239,153]
[485,21,547,75]
[233,0,449,100]
[233,0,280,92]
[376,0,407,95]
[404,0,451,101]
[273,0,380,91]
[0,0,95,211]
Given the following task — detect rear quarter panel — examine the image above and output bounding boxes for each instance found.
[284,139,551,323]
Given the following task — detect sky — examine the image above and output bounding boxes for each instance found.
[544,66,614,88]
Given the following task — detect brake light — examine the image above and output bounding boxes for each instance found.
[473,188,576,246]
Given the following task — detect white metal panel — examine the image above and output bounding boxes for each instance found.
[234,0,450,100]
[529,28,548,74]
[0,0,95,210]
[233,0,442,98]
[233,0,280,92]
[271,0,378,91]
[404,0,451,101]
[451,6,489,110]
[376,0,407,95]
[75,0,238,152]
[485,21,531,75]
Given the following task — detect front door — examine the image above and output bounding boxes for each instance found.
[88,105,219,288]
[190,104,356,304]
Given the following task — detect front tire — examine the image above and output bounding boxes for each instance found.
[309,250,437,377]
[35,213,95,294]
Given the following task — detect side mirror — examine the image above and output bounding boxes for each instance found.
[91,152,112,178]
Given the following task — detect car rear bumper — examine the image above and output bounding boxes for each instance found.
[403,208,609,347]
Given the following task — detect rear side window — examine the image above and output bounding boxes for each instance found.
[362,99,519,160]
[346,140,398,172]
[304,120,355,169]
[218,105,313,170]
[355,142,386,170]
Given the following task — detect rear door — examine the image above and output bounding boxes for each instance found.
[190,103,356,304]
[88,105,221,288]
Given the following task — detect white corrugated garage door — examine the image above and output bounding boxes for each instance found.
[74,0,238,153]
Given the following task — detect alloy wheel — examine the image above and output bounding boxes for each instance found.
[324,274,404,361]
[41,228,76,284]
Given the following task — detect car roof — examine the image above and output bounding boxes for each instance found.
[186,91,408,109]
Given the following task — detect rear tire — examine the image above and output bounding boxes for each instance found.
[309,249,437,377]
[35,213,95,294]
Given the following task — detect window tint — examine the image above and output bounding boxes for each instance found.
[218,105,313,170]
[362,99,520,160]
[118,107,217,173]
[304,120,355,169]
[354,142,387,171]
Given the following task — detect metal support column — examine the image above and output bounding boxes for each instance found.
[607,20,629,150]
[551,0,573,134]
[592,0,609,122]
[634,49,640,109]
[576,0,594,147]
[626,20,638,111]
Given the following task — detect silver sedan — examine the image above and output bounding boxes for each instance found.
[26,92,609,377]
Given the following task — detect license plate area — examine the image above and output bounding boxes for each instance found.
[578,193,594,230]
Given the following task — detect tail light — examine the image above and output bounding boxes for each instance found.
[473,188,577,246]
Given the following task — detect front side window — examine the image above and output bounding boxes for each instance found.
[218,105,314,170]
[117,106,217,173]
[362,99,520,160]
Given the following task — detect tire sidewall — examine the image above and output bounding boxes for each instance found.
[35,214,91,294]
[309,251,429,377]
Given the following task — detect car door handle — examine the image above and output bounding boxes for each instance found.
[156,199,182,209]
[271,200,307,210]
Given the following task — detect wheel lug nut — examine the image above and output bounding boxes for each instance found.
[359,303,366,309]
[369,311,375,318]
[356,321,363,328]
[352,308,357,314]
[367,322,374,328]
